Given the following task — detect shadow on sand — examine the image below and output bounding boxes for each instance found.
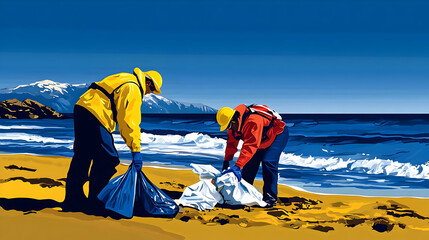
[0,189,184,220]
[0,198,60,212]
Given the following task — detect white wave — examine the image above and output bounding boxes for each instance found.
[279,153,429,180]
[112,131,429,180]
[114,132,230,157]
[280,153,354,171]
[0,125,63,130]
[350,159,429,179]
[4,128,426,180]
[0,133,73,144]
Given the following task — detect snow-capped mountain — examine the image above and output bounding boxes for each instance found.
[142,94,217,113]
[0,80,88,113]
[0,80,217,113]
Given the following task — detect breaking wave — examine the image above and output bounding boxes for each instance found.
[280,153,429,180]
[113,131,429,180]
[0,133,73,144]
[114,132,233,158]
[2,130,428,180]
[0,125,63,130]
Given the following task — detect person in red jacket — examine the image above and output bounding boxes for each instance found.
[216,104,289,207]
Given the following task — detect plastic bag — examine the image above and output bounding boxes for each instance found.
[216,172,267,207]
[191,164,221,180]
[178,164,223,210]
[178,180,223,211]
[98,164,179,218]
[178,164,267,211]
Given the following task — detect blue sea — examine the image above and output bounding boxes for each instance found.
[1,114,429,198]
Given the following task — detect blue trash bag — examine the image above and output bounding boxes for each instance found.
[98,164,179,218]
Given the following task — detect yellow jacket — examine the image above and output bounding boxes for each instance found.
[76,72,144,152]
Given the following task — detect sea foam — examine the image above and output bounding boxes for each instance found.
[0,125,63,130]
[279,153,429,180]
[2,129,428,180]
[0,133,73,144]
[113,132,232,157]
[113,131,429,180]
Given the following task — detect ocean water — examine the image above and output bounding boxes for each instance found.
[1,114,429,198]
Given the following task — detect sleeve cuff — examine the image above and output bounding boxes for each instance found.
[131,146,141,152]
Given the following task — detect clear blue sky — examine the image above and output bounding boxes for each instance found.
[1,0,429,113]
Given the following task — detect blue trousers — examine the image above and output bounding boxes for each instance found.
[242,127,289,204]
[65,105,120,205]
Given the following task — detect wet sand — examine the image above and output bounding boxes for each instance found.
[1,154,428,239]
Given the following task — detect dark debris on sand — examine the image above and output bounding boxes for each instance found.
[2,177,64,188]
[310,225,335,232]
[4,165,37,172]
[159,181,186,190]
[372,218,395,232]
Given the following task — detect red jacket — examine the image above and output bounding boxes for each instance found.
[224,104,286,168]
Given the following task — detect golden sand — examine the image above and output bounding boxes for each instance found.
[1,154,428,240]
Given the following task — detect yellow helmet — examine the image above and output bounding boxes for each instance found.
[145,70,162,94]
[133,68,163,95]
[216,107,236,131]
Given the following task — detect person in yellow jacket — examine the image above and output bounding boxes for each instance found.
[63,67,162,212]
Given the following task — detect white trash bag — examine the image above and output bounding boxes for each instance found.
[178,164,223,211]
[215,172,267,207]
[178,164,267,211]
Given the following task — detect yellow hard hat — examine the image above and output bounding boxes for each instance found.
[145,70,162,94]
[216,107,236,131]
[133,68,162,95]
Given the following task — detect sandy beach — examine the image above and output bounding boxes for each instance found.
[1,154,428,240]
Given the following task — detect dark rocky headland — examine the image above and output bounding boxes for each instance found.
[0,99,66,119]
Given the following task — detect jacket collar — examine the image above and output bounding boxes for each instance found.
[233,104,249,133]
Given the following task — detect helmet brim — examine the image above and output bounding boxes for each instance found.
[219,110,236,131]
[145,71,162,95]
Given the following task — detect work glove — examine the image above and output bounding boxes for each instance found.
[222,161,231,172]
[221,165,242,181]
[132,152,143,170]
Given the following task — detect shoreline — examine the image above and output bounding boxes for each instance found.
[2,152,429,199]
[280,182,429,199]
[1,154,429,239]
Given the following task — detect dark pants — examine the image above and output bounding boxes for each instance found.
[64,105,120,206]
[242,127,289,204]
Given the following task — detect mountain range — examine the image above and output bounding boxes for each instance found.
[0,80,217,113]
